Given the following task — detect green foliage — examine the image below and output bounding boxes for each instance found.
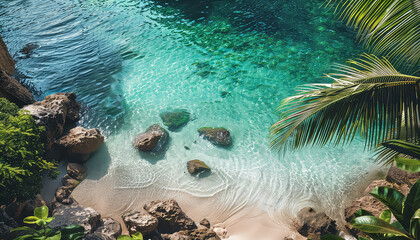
[0,98,57,204]
[377,140,420,172]
[117,232,143,240]
[11,206,84,240]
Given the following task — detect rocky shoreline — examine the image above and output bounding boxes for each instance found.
[1,34,419,240]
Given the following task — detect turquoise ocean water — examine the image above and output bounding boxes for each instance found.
[0,0,385,236]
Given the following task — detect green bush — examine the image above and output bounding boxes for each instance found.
[0,98,56,205]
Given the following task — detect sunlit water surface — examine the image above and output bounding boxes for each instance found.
[0,0,385,237]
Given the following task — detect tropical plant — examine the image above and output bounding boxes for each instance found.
[117,232,143,240]
[270,0,420,170]
[321,179,420,240]
[10,206,85,240]
[0,98,57,204]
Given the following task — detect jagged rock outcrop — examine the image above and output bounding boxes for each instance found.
[144,199,197,234]
[133,124,169,152]
[23,92,80,148]
[50,204,101,234]
[0,37,15,76]
[67,163,88,181]
[197,127,232,147]
[0,70,35,107]
[122,211,159,235]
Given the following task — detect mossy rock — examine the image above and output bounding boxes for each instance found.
[187,160,211,175]
[160,110,190,131]
[198,127,232,147]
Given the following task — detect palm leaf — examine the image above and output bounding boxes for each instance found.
[270,54,420,153]
[376,139,420,166]
[324,0,420,69]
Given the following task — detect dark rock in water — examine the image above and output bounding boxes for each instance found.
[0,70,35,107]
[134,124,169,152]
[49,204,101,234]
[197,127,232,147]
[160,110,190,131]
[294,207,337,240]
[184,146,190,150]
[0,37,15,76]
[144,199,197,234]
[187,160,211,175]
[57,127,104,162]
[67,163,87,181]
[62,174,81,188]
[199,218,210,229]
[94,217,122,239]
[23,92,80,149]
[17,43,40,59]
[122,211,159,235]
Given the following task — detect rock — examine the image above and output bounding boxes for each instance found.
[199,218,210,228]
[386,166,420,187]
[187,160,211,175]
[0,70,35,107]
[161,233,189,240]
[122,211,159,235]
[50,204,101,234]
[61,174,81,188]
[20,194,47,220]
[67,163,87,181]
[23,92,80,148]
[0,37,15,76]
[178,229,221,240]
[17,43,40,59]
[294,207,337,240]
[160,110,190,131]
[85,232,113,240]
[57,127,104,160]
[133,124,169,152]
[0,208,18,240]
[94,217,122,239]
[197,127,232,147]
[144,199,197,234]
[54,186,74,205]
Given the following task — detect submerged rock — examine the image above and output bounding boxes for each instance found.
[144,199,197,234]
[122,211,159,235]
[294,207,337,240]
[134,124,169,152]
[57,126,104,161]
[187,160,211,175]
[160,110,190,131]
[17,43,40,59]
[0,70,35,107]
[23,92,80,149]
[197,127,232,147]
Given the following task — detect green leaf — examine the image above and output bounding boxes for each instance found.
[23,216,40,225]
[380,210,392,223]
[13,234,36,240]
[403,180,420,230]
[34,206,49,220]
[132,232,143,240]
[320,235,345,240]
[10,226,38,233]
[394,157,420,173]
[351,216,409,237]
[370,186,405,226]
[354,209,374,218]
[410,208,420,238]
[60,225,85,240]
[35,219,47,227]
[117,236,133,240]
[45,217,55,224]
[45,230,61,240]
[358,237,370,240]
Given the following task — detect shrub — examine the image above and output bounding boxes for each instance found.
[0,98,56,205]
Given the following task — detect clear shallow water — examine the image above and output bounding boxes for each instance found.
[1,0,385,236]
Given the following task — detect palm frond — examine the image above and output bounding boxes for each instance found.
[324,0,420,69]
[376,139,420,165]
[270,54,420,152]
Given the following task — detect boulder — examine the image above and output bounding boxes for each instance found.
[160,110,190,131]
[50,204,101,234]
[199,218,210,229]
[54,186,75,205]
[23,92,80,148]
[57,127,104,159]
[61,174,81,188]
[294,207,337,240]
[386,166,420,187]
[94,217,122,239]
[133,124,169,152]
[122,211,159,235]
[178,229,221,240]
[67,163,87,181]
[0,208,17,239]
[187,160,211,175]
[144,199,197,234]
[0,70,35,107]
[0,37,15,76]
[161,233,188,240]
[197,128,232,147]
